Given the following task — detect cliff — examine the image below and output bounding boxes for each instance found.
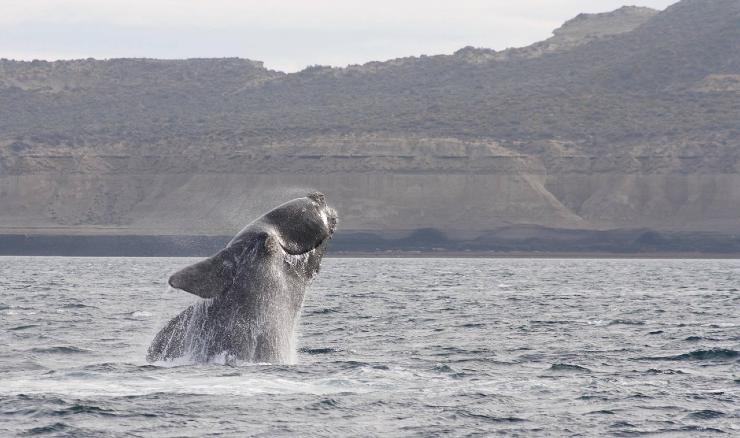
[1,0,739,247]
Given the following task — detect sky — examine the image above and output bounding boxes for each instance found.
[2,0,678,72]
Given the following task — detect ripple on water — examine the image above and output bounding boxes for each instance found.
[640,348,739,361]
[25,422,73,435]
[587,410,616,415]
[9,325,40,331]
[29,346,92,355]
[643,368,686,375]
[299,347,343,355]
[1,256,739,436]
[455,410,527,424]
[608,319,646,326]
[303,398,340,411]
[547,363,592,373]
[686,410,726,420]
[50,404,117,417]
[306,308,340,315]
[61,303,96,309]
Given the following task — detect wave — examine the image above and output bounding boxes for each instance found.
[299,347,342,355]
[456,410,526,423]
[644,368,686,375]
[687,410,725,420]
[458,322,486,328]
[640,348,739,361]
[30,346,91,354]
[306,308,339,315]
[25,422,72,435]
[548,363,591,373]
[433,364,456,373]
[9,324,39,331]
[61,303,96,309]
[653,426,726,434]
[303,398,340,411]
[79,362,158,373]
[51,404,117,417]
[608,319,645,326]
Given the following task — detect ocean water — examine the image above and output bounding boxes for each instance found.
[1,256,738,437]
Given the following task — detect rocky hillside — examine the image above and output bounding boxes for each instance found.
[1,0,738,244]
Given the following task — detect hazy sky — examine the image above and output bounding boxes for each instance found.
[2,0,677,72]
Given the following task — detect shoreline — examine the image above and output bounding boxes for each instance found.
[2,252,738,259]
[329,251,740,259]
[1,233,739,258]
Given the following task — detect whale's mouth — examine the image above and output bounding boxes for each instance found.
[280,229,335,256]
[280,238,324,256]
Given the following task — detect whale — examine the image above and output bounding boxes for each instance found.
[146,192,337,364]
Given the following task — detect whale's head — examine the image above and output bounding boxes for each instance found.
[168,192,337,299]
[260,192,337,280]
[263,192,337,257]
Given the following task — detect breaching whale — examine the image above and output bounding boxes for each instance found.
[147,192,337,364]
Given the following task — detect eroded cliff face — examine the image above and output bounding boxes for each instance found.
[2,134,738,237]
[1,0,739,239]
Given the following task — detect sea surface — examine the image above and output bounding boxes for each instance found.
[1,256,738,436]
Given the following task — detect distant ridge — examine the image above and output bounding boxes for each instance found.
[1,0,739,253]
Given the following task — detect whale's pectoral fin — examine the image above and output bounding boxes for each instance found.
[168,249,236,298]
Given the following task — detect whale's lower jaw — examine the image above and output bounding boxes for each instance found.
[280,232,333,256]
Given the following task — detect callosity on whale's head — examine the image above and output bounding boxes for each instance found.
[168,192,338,299]
[248,191,338,257]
